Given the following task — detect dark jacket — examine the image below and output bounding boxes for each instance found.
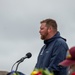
[35,32,69,75]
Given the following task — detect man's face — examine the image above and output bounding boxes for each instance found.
[39,23,49,40]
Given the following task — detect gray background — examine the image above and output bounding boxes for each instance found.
[0,0,75,75]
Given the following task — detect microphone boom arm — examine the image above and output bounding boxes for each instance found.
[15,61,21,72]
[11,52,32,72]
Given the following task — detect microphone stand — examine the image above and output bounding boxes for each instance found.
[10,61,23,75]
[15,61,22,72]
[11,62,17,72]
[15,57,25,72]
[10,53,32,75]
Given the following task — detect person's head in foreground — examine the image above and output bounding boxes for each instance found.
[59,46,75,75]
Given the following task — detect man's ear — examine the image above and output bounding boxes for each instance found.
[48,27,52,32]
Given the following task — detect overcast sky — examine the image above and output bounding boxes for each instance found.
[0,0,75,75]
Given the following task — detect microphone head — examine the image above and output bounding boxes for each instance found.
[26,52,32,58]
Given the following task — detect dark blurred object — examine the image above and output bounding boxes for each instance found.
[7,71,25,75]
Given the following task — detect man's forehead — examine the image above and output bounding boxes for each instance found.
[40,23,46,28]
[41,22,46,26]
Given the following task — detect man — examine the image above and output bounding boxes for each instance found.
[59,46,75,75]
[35,18,69,75]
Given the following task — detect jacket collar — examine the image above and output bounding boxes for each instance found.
[44,31,66,45]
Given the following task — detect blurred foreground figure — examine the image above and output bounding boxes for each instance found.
[32,18,69,75]
[59,46,75,75]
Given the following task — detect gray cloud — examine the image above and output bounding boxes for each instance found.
[0,0,75,75]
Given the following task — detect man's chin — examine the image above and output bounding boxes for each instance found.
[40,37,45,40]
[41,38,44,40]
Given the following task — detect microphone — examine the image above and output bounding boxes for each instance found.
[16,52,32,63]
[11,52,32,72]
